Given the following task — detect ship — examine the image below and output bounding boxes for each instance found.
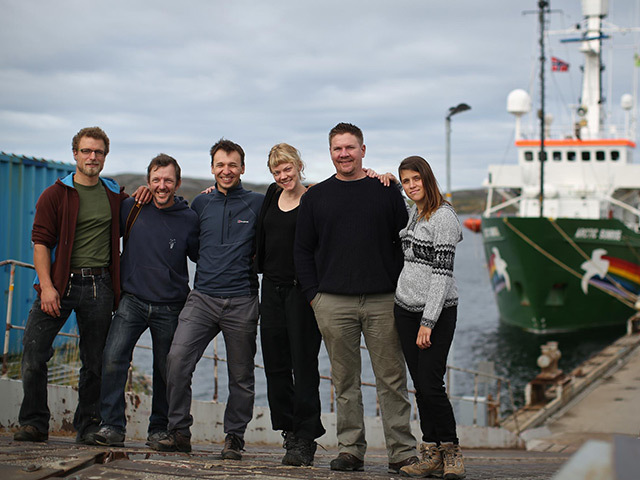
[480,0,640,333]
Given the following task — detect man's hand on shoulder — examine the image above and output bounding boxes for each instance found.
[132,185,152,204]
[363,168,398,187]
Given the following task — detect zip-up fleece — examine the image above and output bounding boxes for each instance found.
[191,182,264,297]
[31,173,128,308]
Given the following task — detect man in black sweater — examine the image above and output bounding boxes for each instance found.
[294,123,417,473]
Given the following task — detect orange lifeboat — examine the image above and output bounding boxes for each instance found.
[463,217,482,233]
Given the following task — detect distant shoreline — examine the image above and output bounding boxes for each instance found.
[112,174,487,215]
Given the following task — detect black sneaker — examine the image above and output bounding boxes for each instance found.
[14,425,48,442]
[221,433,244,460]
[93,426,125,447]
[330,452,364,471]
[283,435,317,466]
[155,431,192,453]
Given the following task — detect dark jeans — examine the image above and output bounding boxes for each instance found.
[394,305,459,444]
[260,278,325,440]
[19,272,114,436]
[100,293,182,435]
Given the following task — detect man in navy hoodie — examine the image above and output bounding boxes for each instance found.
[156,139,264,458]
[91,154,199,447]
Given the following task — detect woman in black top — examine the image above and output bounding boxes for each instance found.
[255,143,325,466]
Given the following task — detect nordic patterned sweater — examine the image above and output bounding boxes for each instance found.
[394,203,462,329]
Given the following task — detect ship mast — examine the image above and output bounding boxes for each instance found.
[574,0,608,139]
[538,1,549,218]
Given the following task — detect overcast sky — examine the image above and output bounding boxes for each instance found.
[1,0,639,190]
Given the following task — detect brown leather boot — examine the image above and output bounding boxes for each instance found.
[440,442,466,479]
[399,442,443,477]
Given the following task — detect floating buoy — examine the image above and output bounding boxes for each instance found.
[463,217,482,233]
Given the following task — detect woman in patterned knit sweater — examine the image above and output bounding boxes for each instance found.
[393,156,466,480]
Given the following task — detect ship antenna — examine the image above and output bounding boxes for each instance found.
[538,0,550,218]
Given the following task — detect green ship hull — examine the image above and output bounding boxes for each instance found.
[481,217,640,333]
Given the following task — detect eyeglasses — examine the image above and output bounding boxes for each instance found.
[78,148,106,157]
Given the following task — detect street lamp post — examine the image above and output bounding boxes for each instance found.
[445,103,471,203]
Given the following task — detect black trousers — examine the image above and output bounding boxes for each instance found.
[259,277,325,440]
[394,304,459,444]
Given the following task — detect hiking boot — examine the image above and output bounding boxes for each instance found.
[389,455,419,473]
[146,431,170,449]
[14,425,48,442]
[330,452,364,471]
[400,443,443,477]
[93,426,125,447]
[282,434,318,466]
[78,424,101,445]
[221,433,244,460]
[440,443,465,480]
[154,431,192,453]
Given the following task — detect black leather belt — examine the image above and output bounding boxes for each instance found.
[70,267,109,277]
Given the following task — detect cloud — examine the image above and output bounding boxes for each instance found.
[1,0,638,189]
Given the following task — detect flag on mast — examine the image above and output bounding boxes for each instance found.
[551,56,569,72]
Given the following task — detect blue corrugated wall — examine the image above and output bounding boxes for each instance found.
[1,152,78,354]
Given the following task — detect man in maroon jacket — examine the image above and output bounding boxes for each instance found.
[13,126,128,444]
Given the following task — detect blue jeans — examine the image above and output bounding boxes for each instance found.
[100,293,182,434]
[19,272,114,436]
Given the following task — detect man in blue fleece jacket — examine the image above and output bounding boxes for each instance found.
[91,154,199,448]
[158,139,264,459]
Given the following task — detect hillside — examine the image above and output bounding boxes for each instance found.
[112,174,487,215]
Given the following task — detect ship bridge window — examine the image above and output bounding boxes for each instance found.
[611,151,620,161]
[596,151,605,161]
[581,151,590,161]
[553,151,562,161]
[524,151,533,161]
[567,151,576,161]
[537,151,547,161]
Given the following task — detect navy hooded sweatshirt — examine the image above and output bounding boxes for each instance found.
[120,196,199,304]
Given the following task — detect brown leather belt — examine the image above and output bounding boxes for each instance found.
[70,267,109,277]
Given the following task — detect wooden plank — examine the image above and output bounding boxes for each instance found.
[0,463,62,480]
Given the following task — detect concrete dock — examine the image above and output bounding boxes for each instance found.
[522,336,640,454]
[0,434,570,480]
[2,332,639,478]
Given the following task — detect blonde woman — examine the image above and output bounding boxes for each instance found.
[255,143,325,466]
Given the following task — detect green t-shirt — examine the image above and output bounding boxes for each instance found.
[70,180,111,268]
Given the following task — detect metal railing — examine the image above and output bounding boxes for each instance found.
[2,258,520,432]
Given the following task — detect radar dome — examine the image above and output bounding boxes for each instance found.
[621,94,633,111]
[507,89,531,116]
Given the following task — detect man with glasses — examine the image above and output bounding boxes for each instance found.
[14,126,128,444]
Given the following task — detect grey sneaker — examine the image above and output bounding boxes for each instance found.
[93,426,125,447]
[221,433,244,460]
